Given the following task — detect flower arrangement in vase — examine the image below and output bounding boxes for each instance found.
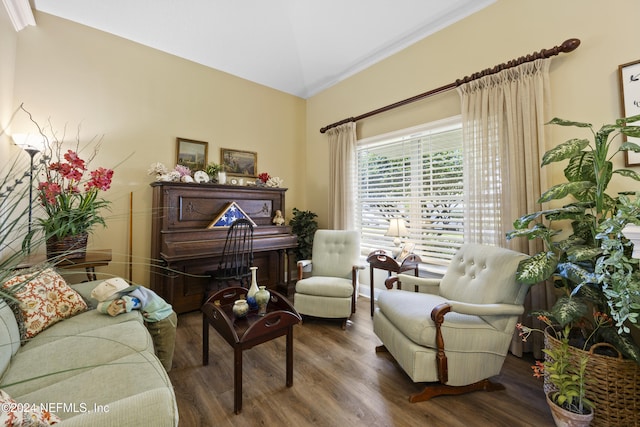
[32,148,113,259]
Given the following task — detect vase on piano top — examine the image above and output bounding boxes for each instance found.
[247,266,259,310]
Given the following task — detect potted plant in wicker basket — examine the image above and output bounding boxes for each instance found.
[507,115,640,426]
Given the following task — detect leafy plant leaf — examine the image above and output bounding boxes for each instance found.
[550,296,588,327]
[547,117,592,128]
[617,113,640,126]
[566,245,602,263]
[621,126,640,139]
[614,168,640,181]
[541,138,590,166]
[564,151,595,183]
[538,181,593,203]
[544,205,586,222]
[516,251,558,285]
[556,262,595,285]
[619,141,640,152]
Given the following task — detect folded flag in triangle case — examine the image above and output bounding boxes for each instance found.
[208,201,256,228]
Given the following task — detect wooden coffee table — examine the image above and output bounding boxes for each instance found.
[201,286,301,414]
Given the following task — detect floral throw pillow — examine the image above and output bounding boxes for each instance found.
[2,268,88,340]
[0,389,61,426]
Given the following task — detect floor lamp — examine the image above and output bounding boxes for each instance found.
[12,135,40,253]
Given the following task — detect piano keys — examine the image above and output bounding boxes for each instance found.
[150,182,298,314]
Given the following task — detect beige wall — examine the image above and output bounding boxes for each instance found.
[3,1,640,283]
[0,5,18,160]
[306,0,640,226]
[7,11,306,284]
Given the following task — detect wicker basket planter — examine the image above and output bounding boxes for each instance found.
[544,329,640,427]
[46,233,88,260]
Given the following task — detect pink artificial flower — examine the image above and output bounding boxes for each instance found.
[63,150,86,171]
[85,167,114,191]
[174,164,191,177]
[38,182,61,205]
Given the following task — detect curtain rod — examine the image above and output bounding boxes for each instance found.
[319,38,581,134]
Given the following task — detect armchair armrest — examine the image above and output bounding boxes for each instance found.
[445,301,525,317]
[396,273,441,294]
[297,260,312,280]
[297,259,312,268]
[431,303,452,384]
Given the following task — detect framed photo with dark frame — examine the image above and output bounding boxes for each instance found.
[220,148,257,177]
[176,137,208,171]
[618,59,640,166]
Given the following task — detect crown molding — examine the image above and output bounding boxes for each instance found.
[2,0,35,31]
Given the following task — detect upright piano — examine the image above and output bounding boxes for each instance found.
[149,181,298,314]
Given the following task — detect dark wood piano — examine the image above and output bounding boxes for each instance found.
[149,181,298,314]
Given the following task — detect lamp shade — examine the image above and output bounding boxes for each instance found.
[12,133,44,153]
[385,218,409,238]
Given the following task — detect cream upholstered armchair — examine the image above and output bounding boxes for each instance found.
[373,243,529,402]
[294,230,361,329]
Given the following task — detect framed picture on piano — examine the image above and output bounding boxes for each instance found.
[221,148,257,178]
[176,137,208,171]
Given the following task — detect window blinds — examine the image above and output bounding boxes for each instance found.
[356,120,463,265]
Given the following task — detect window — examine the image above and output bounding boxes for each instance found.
[356,117,463,266]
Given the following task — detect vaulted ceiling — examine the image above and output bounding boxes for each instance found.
[23,0,495,98]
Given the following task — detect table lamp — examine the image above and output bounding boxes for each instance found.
[385,218,409,256]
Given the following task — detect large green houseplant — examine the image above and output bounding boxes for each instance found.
[289,208,318,261]
[507,115,640,363]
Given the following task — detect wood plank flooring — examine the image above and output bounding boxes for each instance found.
[168,297,555,426]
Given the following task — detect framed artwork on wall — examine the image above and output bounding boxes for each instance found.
[176,137,208,171]
[220,148,257,177]
[618,59,640,166]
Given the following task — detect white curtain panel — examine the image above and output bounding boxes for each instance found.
[327,122,356,230]
[457,58,554,357]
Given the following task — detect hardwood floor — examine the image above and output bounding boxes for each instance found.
[169,297,555,426]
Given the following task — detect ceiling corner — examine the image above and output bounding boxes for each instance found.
[2,0,35,31]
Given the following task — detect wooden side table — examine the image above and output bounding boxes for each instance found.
[15,249,112,281]
[366,250,421,316]
[202,286,301,414]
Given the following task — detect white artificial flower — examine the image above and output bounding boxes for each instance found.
[148,162,168,176]
[266,176,283,187]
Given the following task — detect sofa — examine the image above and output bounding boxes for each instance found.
[0,269,178,426]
